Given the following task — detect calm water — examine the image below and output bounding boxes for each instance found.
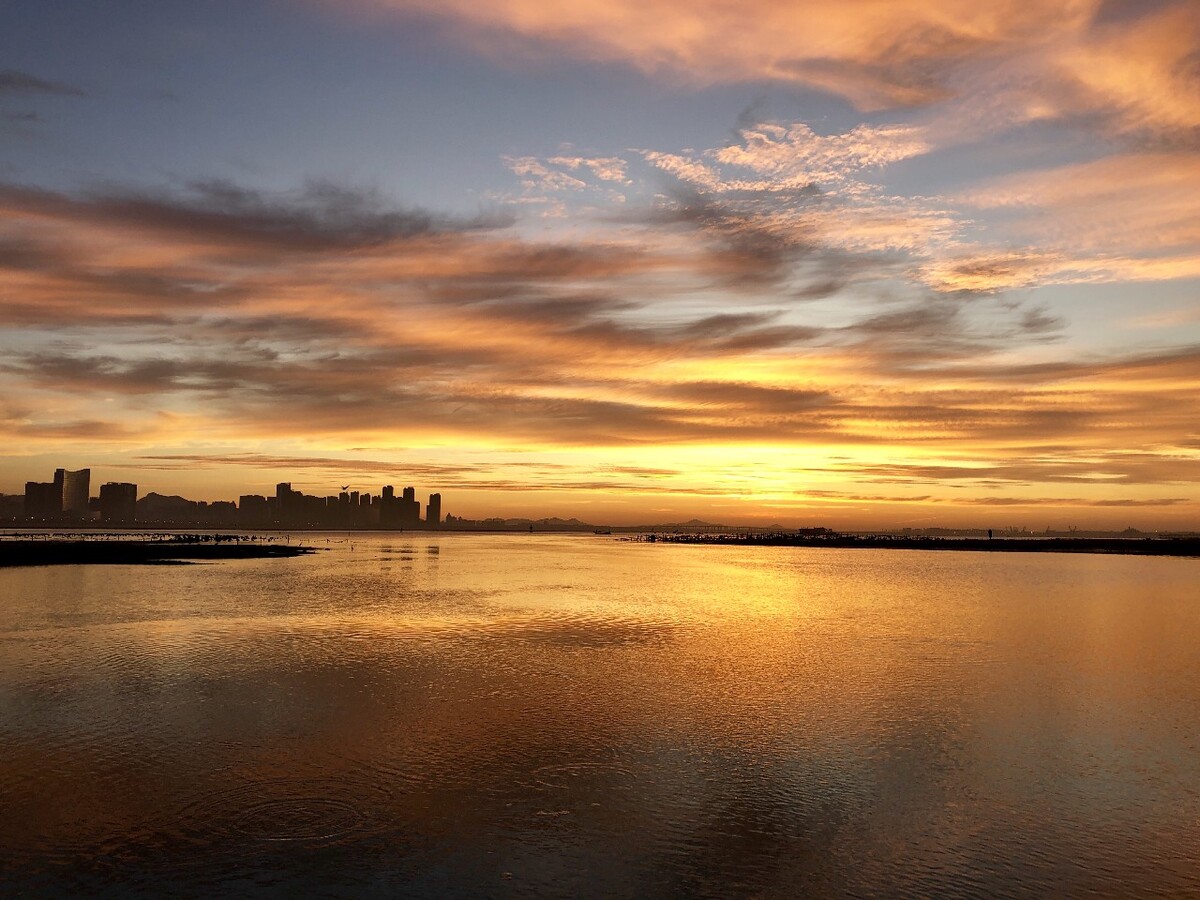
[2,534,1198,897]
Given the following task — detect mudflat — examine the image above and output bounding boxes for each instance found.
[0,539,318,567]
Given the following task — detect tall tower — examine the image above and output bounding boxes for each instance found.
[276,482,301,526]
[58,468,90,517]
[426,493,441,528]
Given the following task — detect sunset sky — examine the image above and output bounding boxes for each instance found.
[2,0,1198,528]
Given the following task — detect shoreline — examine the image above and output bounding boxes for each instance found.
[0,539,320,568]
[645,534,1200,557]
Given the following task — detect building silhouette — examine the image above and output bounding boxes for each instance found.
[238,494,269,527]
[24,468,91,520]
[14,466,448,530]
[23,479,60,519]
[99,482,137,523]
[60,468,90,517]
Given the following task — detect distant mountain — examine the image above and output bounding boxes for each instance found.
[460,516,597,531]
[136,492,199,519]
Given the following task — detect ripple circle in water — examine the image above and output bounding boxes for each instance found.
[174,778,382,850]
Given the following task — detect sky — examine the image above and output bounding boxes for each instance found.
[1,0,1198,529]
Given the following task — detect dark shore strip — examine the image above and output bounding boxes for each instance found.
[648,534,1200,557]
[0,539,319,568]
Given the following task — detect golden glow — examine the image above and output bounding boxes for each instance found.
[2,2,1199,529]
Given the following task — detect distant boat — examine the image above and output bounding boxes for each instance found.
[594,529,611,535]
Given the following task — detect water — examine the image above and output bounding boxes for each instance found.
[2,534,1198,897]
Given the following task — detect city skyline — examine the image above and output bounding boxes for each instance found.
[1,1,1198,530]
[9,464,447,529]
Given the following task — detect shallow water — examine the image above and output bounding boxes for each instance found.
[2,534,1198,897]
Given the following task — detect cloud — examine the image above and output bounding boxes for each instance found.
[341,1,1200,156]
[1050,3,1200,139]
[130,452,745,497]
[963,496,1190,507]
[962,153,1200,251]
[505,156,589,192]
[712,122,932,185]
[546,155,631,183]
[0,69,86,98]
[795,488,1191,508]
[0,165,1192,516]
[906,149,1200,290]
[351,0,1097,110]
[632,129,961,262]
[0,179,506,256]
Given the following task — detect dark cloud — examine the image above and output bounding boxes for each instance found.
[0,169,1186,487]
[130,452,732,497]
[0,351,280,396]
[1094,0,1179,25]
[965,496,1190,507]
[730,96,770,141]
[629,185,824,289]
[12,419,141,440]
[0,179,510,257]
[835,451,1200,487]
[1018,306,1064,335]
[0,70,86,97]
[802,489,1191,507]
[82,180,479,253]
[779,56,952,110]
[791,278,846,301]
[9,329,1195,453]
[0,235,64,270]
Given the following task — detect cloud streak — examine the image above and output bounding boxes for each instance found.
[0,69,86,98]
[356,0,1096,110]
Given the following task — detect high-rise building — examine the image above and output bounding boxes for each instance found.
[24,467,89,520]
[396,486,420,526]
[23,480,61,520]
[58,468,90,517]
[238,494,270,526]
[99,482,137,523]
[276,482,303,526]
[426,492,441,528]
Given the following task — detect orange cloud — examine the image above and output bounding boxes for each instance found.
[932,152,1200,289]
[1,162,1196,525]
[341,0,1200,149]
[1051,3,1200,137]
[355,0,1097,110]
